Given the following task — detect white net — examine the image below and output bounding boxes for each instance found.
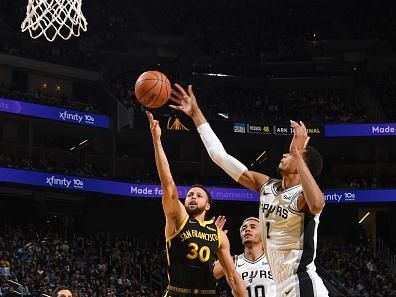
[21,0,88,42]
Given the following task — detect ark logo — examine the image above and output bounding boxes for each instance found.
[59,111,83,123]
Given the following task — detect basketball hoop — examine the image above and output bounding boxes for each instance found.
[21,0,88,42]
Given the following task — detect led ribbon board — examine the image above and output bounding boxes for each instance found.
[0,97,110,128]
[0,167,394,203]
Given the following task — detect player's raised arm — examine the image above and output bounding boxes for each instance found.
[170,84,269,192]
[290,120,325,215]
[212,215,227,279]
[146,111,187,236]
[213,260,225,279]
[216,231,248,297]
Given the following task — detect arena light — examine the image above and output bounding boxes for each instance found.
[192,72,232,77]
[78,139,89,146]
[205,73,230,77]
[358,212,371,224]
[218,113,229,119]
[70,139,89,151]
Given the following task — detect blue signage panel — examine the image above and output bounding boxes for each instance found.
[325,123,396,137]
[0,167,395,203]
[0,97,110,128]
[0,167,257,201]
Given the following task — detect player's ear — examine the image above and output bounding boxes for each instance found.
[205,202,211,211]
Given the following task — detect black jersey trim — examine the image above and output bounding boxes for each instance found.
[166,214,189,241]
[198,219,215,227]
[297,214,315,272]
[297,271,315,297]
[297,215,316,296]
[242,253,266,264]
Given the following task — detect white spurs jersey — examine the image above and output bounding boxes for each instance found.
[259,179,328,297]
[234,253,276,297]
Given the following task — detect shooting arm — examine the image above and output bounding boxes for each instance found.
[193,108,269,191]
[152,137,186,233]
[295,153,325,214]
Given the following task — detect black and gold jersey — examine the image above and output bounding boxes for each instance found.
[165,215,221,291]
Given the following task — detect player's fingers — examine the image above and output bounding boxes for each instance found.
[290,120,299,128]
[300,121,308,135]
[187,85,194,97]
[171,88,184,100]
[169,96,182,105]
[145,111,153,123]
[169,104,183,111]
[216,216,226,229]
[214,216,222,227]
[151,120,159,130]
[304,137,310,148]
[224,230,228,235]
[173,83,188,98]
[171,91,183,102]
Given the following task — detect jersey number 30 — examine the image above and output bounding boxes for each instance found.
[186,243,210,262]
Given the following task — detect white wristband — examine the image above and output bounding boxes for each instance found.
[197,123,248,182]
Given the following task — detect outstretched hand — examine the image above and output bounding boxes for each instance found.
[146,111,161,139]
[212,215,228,234]
[289,120,310,155]
[169,84,199,117]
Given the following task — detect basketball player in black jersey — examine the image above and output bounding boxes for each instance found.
[146,111,247,297]
[169,85,329,297]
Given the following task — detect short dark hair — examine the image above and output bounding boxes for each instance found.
[51,286,72,297]
[189,184,213,206]
[303,146,323,177]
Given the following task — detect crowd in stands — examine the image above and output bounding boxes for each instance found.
[0,82,98,114]
[1,0,395,69]
[0,222,166,297]
[141,0,335,62]
[1,142,394,192]
[1,0,395,126]
[194,85,368,123]
[318,234,396,296]
[0,217,395,297]
[107,71,369,123]
[0,38,102,71]
[337,0,396,49]
[370,74,396,122]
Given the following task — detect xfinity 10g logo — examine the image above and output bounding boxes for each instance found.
[59,111,83,123]
[84,114,95,125]
[45,176,84,189]
[59,111,95,125]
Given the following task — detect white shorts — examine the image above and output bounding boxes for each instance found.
[276,271,329,297]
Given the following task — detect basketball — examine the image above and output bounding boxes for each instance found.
[134,71,171,109]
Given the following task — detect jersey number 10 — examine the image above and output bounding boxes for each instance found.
[247,285,265,297]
